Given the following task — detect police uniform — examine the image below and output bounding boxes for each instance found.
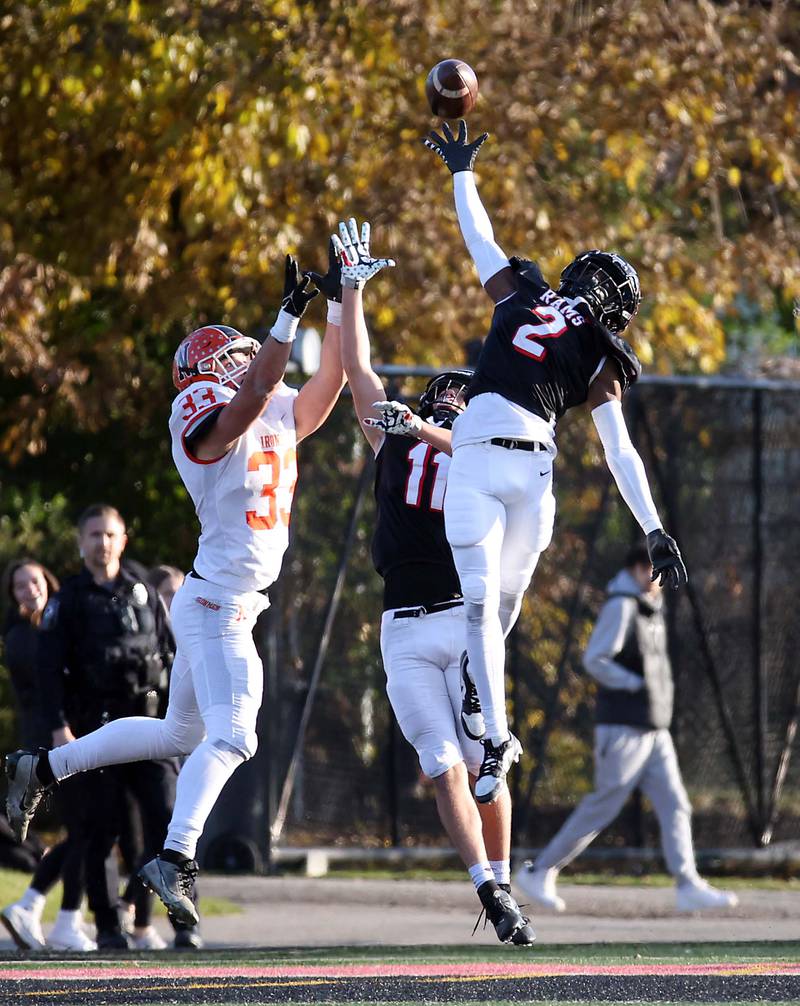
[38,563,177,937]
[444,267,640,741]
[373,434,482,779]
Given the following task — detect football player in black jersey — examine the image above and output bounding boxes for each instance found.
[424,121,688,805]
[328,217,535,945]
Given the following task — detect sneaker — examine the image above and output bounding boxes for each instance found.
[96,929,132,950]
[132,925,167,950]
[47,915,97,952]
[5,751,49,843]
[1,902,45,950]
[139,856,200,927]
[173,927,204,950]
[476,881,535,944]
[460,652,485,740]
[474,733,522,804]
[514,864,566,912]
[676,878,739,912]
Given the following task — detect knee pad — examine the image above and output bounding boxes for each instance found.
[459,571,495,609]
[419,740,463,780]
[498,590,524,637]
[204,705,259,761]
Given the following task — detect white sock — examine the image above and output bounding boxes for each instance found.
[19,888,45,915]
[164,739,245,858]
[489,859,510,886]
[468,862,495,891]
[55,909,81,929]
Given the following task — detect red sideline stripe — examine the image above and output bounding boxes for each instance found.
[1,961,798,980]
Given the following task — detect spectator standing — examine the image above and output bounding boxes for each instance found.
[0,559,96,950]
[515,546,738,913]
[35,506,199,948]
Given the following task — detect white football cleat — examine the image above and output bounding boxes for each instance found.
[513,864,566,913]
[1,902,46,950]
[676,878,739,912]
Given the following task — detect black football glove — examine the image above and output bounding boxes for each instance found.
[646,529,688,590]
[423,119,489,174]
[305,238,342,303]
[281,254,318,318]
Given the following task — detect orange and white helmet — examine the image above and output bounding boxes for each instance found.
[172,325,260,391]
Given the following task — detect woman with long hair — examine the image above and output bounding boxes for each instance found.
[1,558,96,951]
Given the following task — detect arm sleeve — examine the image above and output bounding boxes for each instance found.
[36,598,70,733]
[453,171,510,285]
[591,399,662,534]
[583,597,645,692]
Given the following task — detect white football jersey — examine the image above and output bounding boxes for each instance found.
[169,379,299,594]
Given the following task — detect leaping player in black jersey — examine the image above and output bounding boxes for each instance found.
[423,122,687,805]
[324,217,535,945]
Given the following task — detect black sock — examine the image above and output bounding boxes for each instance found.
[160,848,192,867]
[35,750,55,787]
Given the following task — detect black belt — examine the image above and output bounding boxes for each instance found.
[490,438,547,452]
[189,568,269,597]
[393,599,464,620]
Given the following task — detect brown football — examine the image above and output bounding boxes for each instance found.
[425,59,478,119]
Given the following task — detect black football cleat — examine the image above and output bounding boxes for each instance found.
[474,733,522,803]
[460,652,486,740]
[475,880,536,945]
[139,856,200,926]
[5,751,50,843]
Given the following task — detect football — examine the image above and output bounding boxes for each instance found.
[425,59,479,119]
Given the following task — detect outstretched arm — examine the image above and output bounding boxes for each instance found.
[423,120,516,304]
[335,218,396,455]
[192,255,317,460]
[364,401,453,456]
[588,360,688,589]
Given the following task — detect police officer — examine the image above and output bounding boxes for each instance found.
[38,503,200,949]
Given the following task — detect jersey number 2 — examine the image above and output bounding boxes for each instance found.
[405,443,447,512]
[511,305,567,361]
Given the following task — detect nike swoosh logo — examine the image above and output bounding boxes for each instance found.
[539,470,549,476]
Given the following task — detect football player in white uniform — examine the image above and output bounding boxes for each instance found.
[6,255,346,923]
[335,218,534,944]
[424,122,687,804]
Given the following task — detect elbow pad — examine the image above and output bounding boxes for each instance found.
[453,172,509,285]
[592,400,662,534]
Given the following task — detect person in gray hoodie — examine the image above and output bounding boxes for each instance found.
[514,546,738,913]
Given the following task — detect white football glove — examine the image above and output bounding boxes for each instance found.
[363,401,422,436]
[331,218,395,289]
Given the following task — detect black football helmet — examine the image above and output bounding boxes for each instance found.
[557,250,641,333]
[418,369,473,428]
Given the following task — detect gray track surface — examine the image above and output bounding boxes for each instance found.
[3,974,799,1005]
[0,877,797,951]
[96,876,800,948]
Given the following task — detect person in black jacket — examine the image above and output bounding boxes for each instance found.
[515,546,737,913]
[0,558,96,951]
[33,506,200,949]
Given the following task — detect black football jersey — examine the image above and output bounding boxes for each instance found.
[371,434,462,610]
[467,268,639,424]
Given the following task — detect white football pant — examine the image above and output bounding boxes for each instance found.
[445,442,556,743]
[381,604,483,779]
[48,577,269,859]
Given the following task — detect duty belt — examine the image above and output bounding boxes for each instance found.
[392,599,464,620]
[490,438,548,452]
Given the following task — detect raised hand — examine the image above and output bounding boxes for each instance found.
[331,218,396,289]
[423,119,489,174]
[281,254,319,318]
[363,401,422,437]
[305,238,342,303]
[646,529,688,590]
